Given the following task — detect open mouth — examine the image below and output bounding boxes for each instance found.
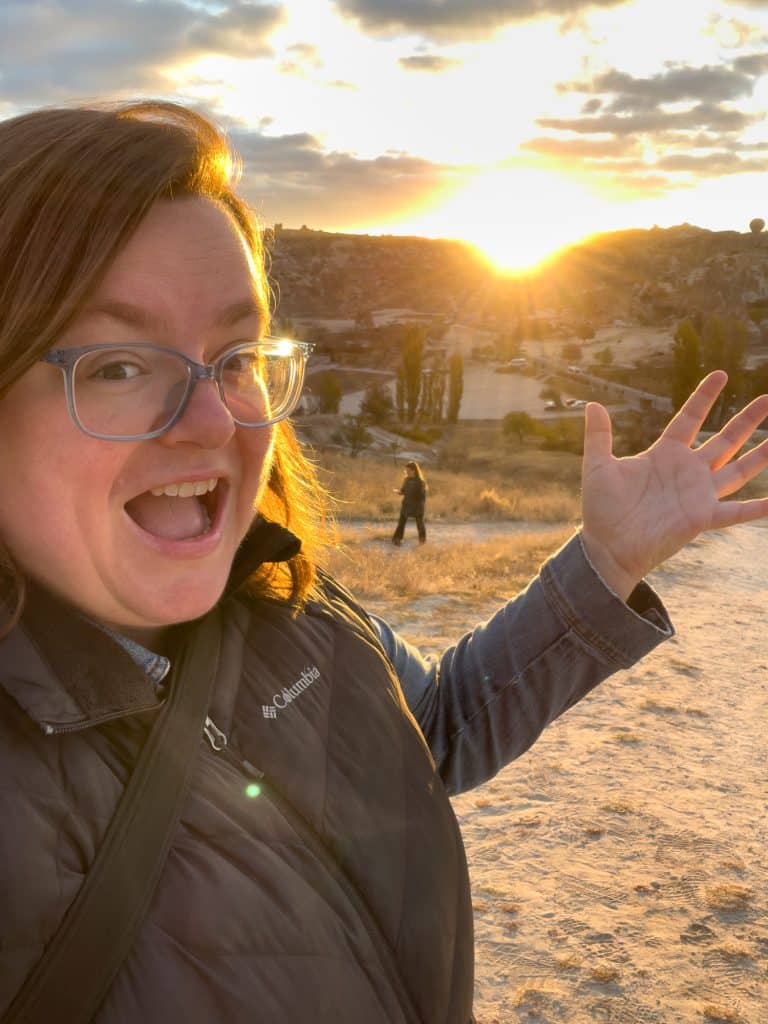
[124,478,226,541]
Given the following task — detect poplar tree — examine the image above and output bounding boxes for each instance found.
[671,319,701,411]
[399,325,425,420]
[447,352,464,423]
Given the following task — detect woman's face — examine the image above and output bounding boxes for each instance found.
[0,197,274,644]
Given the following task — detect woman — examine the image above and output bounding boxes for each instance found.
[2,101,768,1024]
[392,459,427,545]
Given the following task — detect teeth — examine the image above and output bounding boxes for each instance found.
[150,477,218,498]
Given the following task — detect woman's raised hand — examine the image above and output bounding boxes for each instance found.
[580,371,768,600]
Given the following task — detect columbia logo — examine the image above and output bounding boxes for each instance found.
[262,665,320,719]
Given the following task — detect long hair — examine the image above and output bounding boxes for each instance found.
[404,460,425,482]
[0,100,333,637]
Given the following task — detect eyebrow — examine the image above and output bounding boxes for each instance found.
[81,298,264,332]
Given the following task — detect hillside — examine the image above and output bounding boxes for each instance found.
[267,223,768,331]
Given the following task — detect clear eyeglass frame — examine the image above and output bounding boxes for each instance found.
[40,337,315,441]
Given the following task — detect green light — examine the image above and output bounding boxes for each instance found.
[245,783,261,799]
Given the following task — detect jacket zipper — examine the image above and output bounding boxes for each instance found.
[39,699,163,735]
[201,716,424,1024]
[203,715,263,781]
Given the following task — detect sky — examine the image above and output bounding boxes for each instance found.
[1,0,767,269]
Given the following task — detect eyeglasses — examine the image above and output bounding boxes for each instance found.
[40,338,314,441]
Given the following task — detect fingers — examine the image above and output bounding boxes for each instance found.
[711,496,768,529]
[714,435,768,497]
[698,394,768,471]
[662,371,727,447]
[583,402,613,466]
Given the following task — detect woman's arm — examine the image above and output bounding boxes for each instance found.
[369,532,671,796]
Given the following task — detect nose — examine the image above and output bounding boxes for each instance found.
[158,378,236,449]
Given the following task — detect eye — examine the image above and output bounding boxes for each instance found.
[88,360,146,381]
[223,350,263,382]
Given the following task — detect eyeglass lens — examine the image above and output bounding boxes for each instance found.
[71,343,301,438]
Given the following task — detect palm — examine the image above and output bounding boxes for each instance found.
[581,372,768,589]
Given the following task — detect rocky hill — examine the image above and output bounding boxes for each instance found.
[267,223,768,331]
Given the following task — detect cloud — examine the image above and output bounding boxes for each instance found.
[538,103,754,136]
[333,0,631,42]
[706,13,767,49]
[0,0,285,103]
[520,135,638,158]
[398,54,461,72]
[733,52,768,77]
[278,41,324,75]
[523,52,768,201]
[228,128,468,228]
[558,64,759,113]
[657,151,768,176]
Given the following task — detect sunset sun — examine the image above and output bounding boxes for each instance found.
[403,167,603,273]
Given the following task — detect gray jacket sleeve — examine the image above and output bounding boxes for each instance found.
[368,532,673,796]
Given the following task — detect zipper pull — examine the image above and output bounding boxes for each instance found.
[203,715,227,751]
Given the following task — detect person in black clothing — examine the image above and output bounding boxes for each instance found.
[392,460,427,545]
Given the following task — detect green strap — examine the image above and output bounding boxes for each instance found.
[3,608,222,1023]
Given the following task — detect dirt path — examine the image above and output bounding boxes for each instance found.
[338,518,568,546]
[359,521,768,1023]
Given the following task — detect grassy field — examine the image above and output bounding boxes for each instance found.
[306,428,581,627]
[321,526,573,653]
[314,443,582,524]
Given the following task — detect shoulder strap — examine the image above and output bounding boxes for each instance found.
[3,606,223,1024]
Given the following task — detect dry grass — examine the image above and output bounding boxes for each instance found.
[601,800,633,814]
[500,902,520,915]
[701,1004,744,1023]
[554,953,582,971]
[717,941,754,961]
[322,529,572,605]
[588,964,620,984]
[612,731,642,744]
[315,450,580,524]
[703,884,754,910]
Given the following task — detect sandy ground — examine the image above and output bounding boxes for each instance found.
[361,522,768,1024]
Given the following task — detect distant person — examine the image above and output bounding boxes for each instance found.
[392,460,427,545]
[3,98,768,1023]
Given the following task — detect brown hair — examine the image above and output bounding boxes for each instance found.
[405,460,425,481]
[0,100,333,636]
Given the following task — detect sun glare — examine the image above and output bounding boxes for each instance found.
[401,167,606,274]
[442,172,606,274]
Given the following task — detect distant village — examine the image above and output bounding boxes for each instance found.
[268,221,768,459]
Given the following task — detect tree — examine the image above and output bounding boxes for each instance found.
[540,384,563,408]
[359,381,394,424]
[700,314,747,427]
[337,416,372,457]
[561,342,581,362]
[671,319,701,411]
[387,439,404,465]
[314,374,343,414]
[447,352,464,423]
[418,362,448,422]
[575,322,595,341]
[399,325,425,420]
[395,368,406,420]
[747,360,768,402]
[495,330,522,362]
[595,345,613,367]
[502,411,536,444]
